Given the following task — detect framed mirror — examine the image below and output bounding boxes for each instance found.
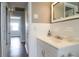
[52,2,64,20]
[64,3,78,17]
[51,2,79,22]
[65,7,74,17]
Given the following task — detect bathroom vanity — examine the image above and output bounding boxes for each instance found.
[36,36,79,57]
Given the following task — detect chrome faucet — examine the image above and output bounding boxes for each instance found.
[48,30,52,36]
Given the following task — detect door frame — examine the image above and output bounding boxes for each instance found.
[1,2,8,57]
[0,2,1,57]
[6,7,11,56]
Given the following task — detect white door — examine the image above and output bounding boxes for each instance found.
[10,16,21,37]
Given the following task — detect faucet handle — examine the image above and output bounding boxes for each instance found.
[48,30,51,36]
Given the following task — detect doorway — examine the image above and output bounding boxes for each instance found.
[7,8,28,57]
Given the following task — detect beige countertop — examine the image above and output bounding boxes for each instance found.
[37,35,79,49]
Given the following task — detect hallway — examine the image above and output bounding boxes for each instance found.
[8,37,28,57]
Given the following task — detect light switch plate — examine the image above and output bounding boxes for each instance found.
[33,14,39,19]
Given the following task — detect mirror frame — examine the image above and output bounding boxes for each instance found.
[51,2,79,23]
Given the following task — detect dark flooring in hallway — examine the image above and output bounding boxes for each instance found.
[8,37,28,57]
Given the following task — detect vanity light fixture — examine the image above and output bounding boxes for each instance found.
[8,7,15,15]
[8,7,15,12]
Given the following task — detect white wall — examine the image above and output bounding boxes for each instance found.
[27,2,32,56]
[51,19,79,40]
[32,2,51,23]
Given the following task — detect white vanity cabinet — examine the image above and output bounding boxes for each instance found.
[37,39,58,57]
[43,41,58,57]
[58,45,79,57]
[37,38,79,57]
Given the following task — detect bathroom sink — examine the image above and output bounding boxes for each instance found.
[37,35,79,48]
[52,35,79,43]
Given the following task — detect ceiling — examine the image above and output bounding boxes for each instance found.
[8,2,28,8]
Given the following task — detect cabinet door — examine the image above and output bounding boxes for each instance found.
[37,39,58,57]
[37,39,45,57]
[43,42,58,57]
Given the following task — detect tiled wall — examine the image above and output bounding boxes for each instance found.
[30,23,50,36]
[28,23,50,56]
[51,19,79,40]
